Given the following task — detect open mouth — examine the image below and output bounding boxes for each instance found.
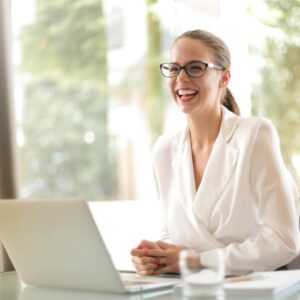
[176,89,198,101]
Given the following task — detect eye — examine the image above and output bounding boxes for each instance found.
[168,64,180,73]
[187,63,206,73]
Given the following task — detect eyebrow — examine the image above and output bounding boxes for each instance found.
[167,60,207,65]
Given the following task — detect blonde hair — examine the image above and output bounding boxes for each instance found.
[174,30,240,115]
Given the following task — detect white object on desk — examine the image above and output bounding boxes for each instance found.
[224,270,300,296]
[226,273,269,283]
[180,249,225,298]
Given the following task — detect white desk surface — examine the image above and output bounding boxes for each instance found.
[1,271,300,300]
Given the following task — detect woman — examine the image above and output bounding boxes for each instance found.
[131,30,300,275]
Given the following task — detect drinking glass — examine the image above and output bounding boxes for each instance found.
[179,249,225,298]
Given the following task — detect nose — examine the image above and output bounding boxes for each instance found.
[176,68,190,81]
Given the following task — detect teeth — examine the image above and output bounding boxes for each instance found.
[178,89,197,96]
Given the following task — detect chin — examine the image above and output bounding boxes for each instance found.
[178,105,193,114]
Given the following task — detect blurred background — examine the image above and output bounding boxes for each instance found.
[10,0,300,201]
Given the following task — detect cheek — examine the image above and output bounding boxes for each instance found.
[167,79,176,98]
[201,76,220,93]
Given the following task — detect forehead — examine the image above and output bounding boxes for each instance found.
[170,37,215,63]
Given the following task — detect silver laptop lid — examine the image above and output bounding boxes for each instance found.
[0,199,125,293]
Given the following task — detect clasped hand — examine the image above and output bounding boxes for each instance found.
[130,240,183,275]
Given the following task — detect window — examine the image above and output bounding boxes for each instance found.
[11,0,300,202]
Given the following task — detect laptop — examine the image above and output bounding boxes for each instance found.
[19,284,174,300]
[0,199,179,293]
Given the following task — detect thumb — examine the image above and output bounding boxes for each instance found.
[156,240,173,250]
[137,240,159,249]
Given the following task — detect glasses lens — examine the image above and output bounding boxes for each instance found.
[160,63,180,77]
[186,62,207,77]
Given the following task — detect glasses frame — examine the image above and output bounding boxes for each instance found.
[159,60,225,78]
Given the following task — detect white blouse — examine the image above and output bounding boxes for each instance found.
[152,106,300,273]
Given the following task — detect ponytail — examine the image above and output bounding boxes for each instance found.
[221,87,240,116]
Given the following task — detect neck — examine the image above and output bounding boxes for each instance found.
[187,106,222,149]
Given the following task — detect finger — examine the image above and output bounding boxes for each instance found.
[136,262,159,271]
[153,257,168,266]
[131,248,150,257]
[156,240,173,250]
[131,258,159,272]
[137,269,156,276]
[132,255,161,266]
[145,248,168,257]
[137,240,159,249]
[131,255,142,265]
[154,264,177,275]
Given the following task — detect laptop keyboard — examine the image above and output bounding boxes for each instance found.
[123,280,154,286]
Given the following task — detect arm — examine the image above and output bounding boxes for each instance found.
[202,119,300,273]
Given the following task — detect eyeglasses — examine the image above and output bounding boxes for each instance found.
[159,60,225,78]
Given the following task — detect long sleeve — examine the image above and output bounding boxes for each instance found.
[153,107,300,273]
[201,119,300,273]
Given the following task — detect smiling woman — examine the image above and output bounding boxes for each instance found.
[168,30,240,117]
[3,0,299,275]
[131,29,300,276]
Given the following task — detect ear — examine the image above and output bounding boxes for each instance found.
[219,69,230,88]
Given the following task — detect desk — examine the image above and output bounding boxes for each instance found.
[1,272,300,300]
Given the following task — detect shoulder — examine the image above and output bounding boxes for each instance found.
[220,106,276,142]
[230,115,280,151]
[152,127,186,159]
[236,116,277,138]
[238,115,273,127]
[222,108,280,150]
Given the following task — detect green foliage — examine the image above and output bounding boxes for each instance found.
[20,0,107,82]
[20,78,117,199]
[146,0,165,142]
[263,0,300,35]
[251,0,300,167]
[18,0,117,199]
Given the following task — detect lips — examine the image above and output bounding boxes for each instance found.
[176,89,198,101]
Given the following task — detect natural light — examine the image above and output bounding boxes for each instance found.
[10,0,300,269]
